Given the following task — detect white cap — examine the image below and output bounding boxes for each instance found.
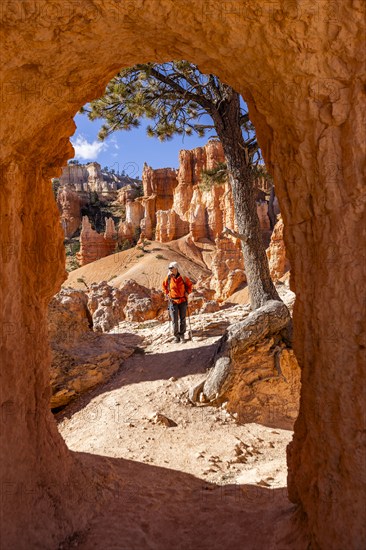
[168,261,179,269]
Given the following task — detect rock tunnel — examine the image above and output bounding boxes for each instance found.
[0,1,365,548]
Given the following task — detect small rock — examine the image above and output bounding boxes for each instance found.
[169,376,177,382]
[257,479,271,487]
[149,412,178,427]
[208,456,221,463]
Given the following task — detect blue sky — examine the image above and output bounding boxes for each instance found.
[71,112,215,178]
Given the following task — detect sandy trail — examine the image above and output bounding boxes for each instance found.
[58,310,295,549]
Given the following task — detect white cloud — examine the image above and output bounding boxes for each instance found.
[71,135,107,161]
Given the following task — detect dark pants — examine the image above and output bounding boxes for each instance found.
[169,301,187,337]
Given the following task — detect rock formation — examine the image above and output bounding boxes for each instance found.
[56,185,82,238]
[59,161,127,198]
[190,301,300,430]
[47,280,167,407]
[87,279,166,330]
[122,140,272,299]
[209,237,245,300]
[266,215,290,281]
[117,185,145,241]
[77,216,117,266]
[151,141,271,245]
[56,162,141,238]
[48,289,140,409]
[1,3,364,549]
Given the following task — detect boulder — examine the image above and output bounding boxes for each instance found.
[48,288,140,409]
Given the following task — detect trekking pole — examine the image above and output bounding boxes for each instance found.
[187,303,193,341]
[168,298,172,336]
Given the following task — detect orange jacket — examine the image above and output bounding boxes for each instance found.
[162,273,193,303]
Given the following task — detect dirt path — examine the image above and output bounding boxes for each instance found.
[58,307,296,549]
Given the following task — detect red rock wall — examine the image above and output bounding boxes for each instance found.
[0,162,97,548]
[140,164,179,238]
[0,1,364,548]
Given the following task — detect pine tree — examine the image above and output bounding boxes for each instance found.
[82,61,280,309]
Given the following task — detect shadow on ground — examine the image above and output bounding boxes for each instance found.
[56,342,218,421]
[60,451,303,550]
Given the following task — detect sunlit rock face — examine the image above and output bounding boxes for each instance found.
[56,163,140,239]
[77,216,117,266]
[0,1,364,548]
[59,161,121,197]
[266,215,290,281]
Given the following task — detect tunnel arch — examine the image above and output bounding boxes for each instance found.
[0,1,365,548]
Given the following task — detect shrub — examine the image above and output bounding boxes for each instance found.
[77,277,89,289]
[199,162,228,191]
[116,239,132,252]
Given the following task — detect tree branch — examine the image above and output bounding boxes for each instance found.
[148,66,213,111]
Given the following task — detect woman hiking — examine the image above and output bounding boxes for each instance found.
[162,262,193,343]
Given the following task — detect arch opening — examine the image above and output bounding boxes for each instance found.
[1,2,365,548]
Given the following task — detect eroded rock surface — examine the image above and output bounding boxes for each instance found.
[57,185,82,238]
[77,216,117,265]
[191,301,300,429]
[88,279,166,330]
[266,215,290,281]
[1,2,365,549]
[48,288,140,409]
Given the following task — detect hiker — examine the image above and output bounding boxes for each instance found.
[162,262,193,343]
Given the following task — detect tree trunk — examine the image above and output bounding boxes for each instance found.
[211,91,281,310]
[268,186,277,230]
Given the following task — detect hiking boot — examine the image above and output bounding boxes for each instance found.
[174,336,180,343]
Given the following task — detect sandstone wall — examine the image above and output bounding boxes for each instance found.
[0,1,364,548]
